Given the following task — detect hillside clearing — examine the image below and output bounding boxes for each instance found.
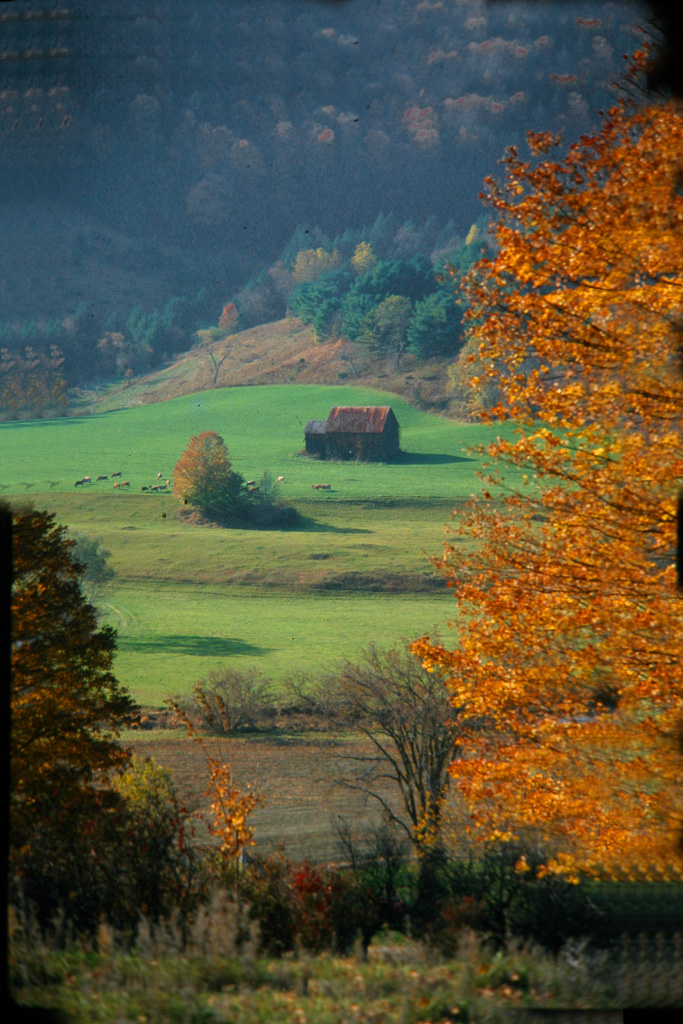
[81,317,458,415]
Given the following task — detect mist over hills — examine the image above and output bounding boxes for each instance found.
[1,0,647,332]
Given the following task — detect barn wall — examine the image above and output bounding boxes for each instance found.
[382,416,400,457]
[305,408,401,461]
[305,434,327,457]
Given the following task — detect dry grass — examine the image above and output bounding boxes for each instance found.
[94,317,455,414]
[129,729,401,862]
[11,909,683,1023]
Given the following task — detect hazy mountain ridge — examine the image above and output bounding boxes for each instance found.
[1,0,646,325]
[0,201,199,322]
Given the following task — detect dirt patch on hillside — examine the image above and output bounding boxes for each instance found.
[95,318,459,415]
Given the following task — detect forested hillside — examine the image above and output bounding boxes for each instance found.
[1,0,645,376]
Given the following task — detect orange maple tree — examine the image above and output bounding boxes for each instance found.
[414,81,683,879]
[204,755,261,864]
[168,692,262,873]
[173,431,245,519]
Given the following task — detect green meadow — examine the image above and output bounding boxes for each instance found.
[2,384,518,705]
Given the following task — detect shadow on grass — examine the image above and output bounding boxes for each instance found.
[394,451,474,465]
[0,414,112,427]
[294,516,373,534]
[118,634,272,657]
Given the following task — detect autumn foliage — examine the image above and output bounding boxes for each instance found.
[414,87,683,879]
[173,431,244,520]
[218,302,239,332]
[11,509,136,836]
[292,247,342,284]
[205,756,261,864]
[10,508,139,924]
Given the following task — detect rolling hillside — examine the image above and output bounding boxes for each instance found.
[86,317,456,416]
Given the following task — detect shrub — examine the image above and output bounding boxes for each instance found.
[239,851,296,957]
[111,757,206,934]
[177,669,276,734]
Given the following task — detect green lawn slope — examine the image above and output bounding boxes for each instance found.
[2,384,517,705]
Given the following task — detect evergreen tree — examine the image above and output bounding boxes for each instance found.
[408,289,463,360]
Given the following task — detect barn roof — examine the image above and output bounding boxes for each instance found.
[304,419,328,434]
[326,406,394,433]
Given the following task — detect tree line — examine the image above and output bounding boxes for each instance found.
[0,288,214,420]
[1,0,634,327]
[0,213,484,419]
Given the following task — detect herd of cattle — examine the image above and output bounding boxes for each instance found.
[74,471,171,492]
[5,474,339,494]
[70,472,335,493]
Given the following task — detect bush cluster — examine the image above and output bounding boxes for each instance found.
[173,434,299,529]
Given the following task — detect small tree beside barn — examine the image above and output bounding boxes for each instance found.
[304,406,400,461]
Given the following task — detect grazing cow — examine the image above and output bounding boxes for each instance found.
[75,479,85,487]
[121,481,130,488]
[277,476,285,483]
[247,485,260,492]
[112,472,122,477]
[246,480,256,487]
[83,476,91,483]
[113,482,120,489]
[97,475,108,481]
[157,473,164,480]
[141,486,149,492]
[312,484,320,489]
[319,483,331,490]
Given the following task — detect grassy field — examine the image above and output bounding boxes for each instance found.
[1,383,511,499]
[2,383,518,704]
[107,585,456,704]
